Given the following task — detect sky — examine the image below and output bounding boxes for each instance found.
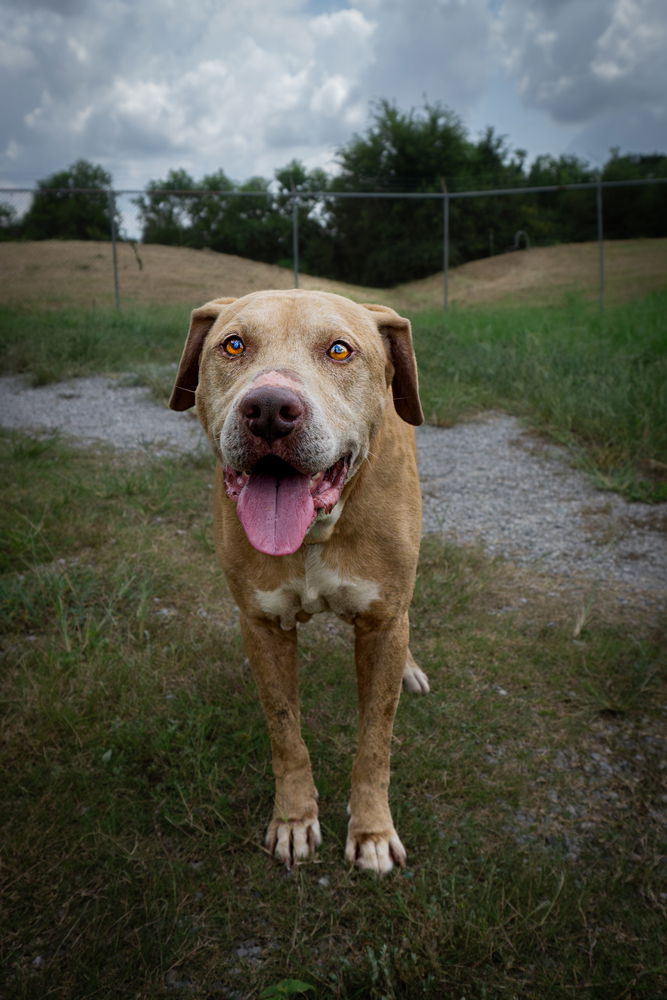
[1,0,666,195]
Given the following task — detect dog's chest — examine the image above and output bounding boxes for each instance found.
[254,547,380,630]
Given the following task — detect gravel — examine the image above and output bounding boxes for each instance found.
[0,374,204,456]
[1,373,665,600]
[417,419,667,595]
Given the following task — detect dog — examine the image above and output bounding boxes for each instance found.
[170,289,429,873]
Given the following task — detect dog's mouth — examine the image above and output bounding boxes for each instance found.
[223,455,350,557]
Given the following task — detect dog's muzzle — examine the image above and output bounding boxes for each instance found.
[223,384,350,557]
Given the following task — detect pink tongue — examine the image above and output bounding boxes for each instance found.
[236,461,316,556]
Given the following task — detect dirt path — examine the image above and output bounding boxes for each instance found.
[1,373,665,611]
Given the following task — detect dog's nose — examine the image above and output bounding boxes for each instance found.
[239,385,305,443]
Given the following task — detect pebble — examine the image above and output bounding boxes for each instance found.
[417,414,666,596]
[1,377,665,599]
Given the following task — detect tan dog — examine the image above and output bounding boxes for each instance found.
[170,289,429,874]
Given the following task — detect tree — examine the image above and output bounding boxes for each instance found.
[601,150,667,239]
[131,102,666,284]
[134,168,202,246]
[525,154,597,244]
[325,100,531,285]
[186,169,235,248]
[135,160,332,269]
[325,101,462,285]
[135,169,284,261]
[22,159,117,240]
[200,174,282,262]
[0,202,21,241]
[274,160,331,273]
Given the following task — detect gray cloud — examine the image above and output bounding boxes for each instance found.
[4,0,86,12]
[354,0,496,111]
[0,0,379,185]
[499,0,667,128]
[0,0,664,193]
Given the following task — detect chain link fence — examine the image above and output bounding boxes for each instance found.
[1,178,666,310]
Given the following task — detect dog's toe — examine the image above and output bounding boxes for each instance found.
[345,829,406,875]
[266,817,321,868]
[402,660,430,694]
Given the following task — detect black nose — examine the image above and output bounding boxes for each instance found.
[239,385,305,443]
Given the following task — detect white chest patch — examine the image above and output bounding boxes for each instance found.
[255,547,380,630]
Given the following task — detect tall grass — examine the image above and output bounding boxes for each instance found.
[1,431,666,998]
[0,304,189,386]
[1,292,666,497]
[412,291,667,501]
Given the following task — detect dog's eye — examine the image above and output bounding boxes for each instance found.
[327,341,352,361]
[222,335,245,357]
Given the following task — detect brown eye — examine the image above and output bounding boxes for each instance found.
[222,335,245,357]
[327,340,352,361]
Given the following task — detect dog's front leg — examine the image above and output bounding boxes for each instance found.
[240,612,320,867]
[346,612,409,874]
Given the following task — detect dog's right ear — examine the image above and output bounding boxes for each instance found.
[169,298,236,411]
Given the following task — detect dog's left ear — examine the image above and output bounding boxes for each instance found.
[169,297,237,411]
[363,304,424,426]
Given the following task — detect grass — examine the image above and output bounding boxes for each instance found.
[1,430,666,999]
[412,291,667,501]
[0,303,189,394]
[2,290,666,498]
[2,239,666,313]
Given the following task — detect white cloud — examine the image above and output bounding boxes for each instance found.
[112,80,172,123]
[4,138,22,160]
[66,35,88,63]
[592,0,666,88]
[0,37,36,71]
[495,0,667,161]
[499,0,667,124]
[0,0,664,190]
[310,75,350,115]
[24,90,54,132]
[311,6,375,40]
[356,0,495,112]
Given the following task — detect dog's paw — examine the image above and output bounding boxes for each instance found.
[402,658,430,694]
[344,828,407,874]
[265,817,322,868]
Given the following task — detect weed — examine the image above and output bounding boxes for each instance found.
[3,291,665,500]
[412,291,667,501]
[1,430,665,998]
[0,303,188,386]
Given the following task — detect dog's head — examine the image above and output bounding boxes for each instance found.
[170,289,422,556]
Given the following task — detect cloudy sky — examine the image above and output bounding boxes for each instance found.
[1,0,666,193]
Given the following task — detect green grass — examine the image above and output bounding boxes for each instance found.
[1,431,666,999]
[2,291,666,498]
[412,291,667,501]
[0,304,189,399]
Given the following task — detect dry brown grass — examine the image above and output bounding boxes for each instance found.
[1,238,665,311]
[394,238,667,309]
[0,240,388,310]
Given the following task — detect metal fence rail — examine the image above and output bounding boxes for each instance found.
[2,176,666,310]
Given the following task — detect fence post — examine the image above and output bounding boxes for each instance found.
[108,189,120,310]
[291,187,299,288]
[440,178,449,311]
[596,177,605,312]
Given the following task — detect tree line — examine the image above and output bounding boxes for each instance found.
[2,101,665,287]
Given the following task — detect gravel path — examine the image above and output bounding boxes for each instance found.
[1,374,665,600]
